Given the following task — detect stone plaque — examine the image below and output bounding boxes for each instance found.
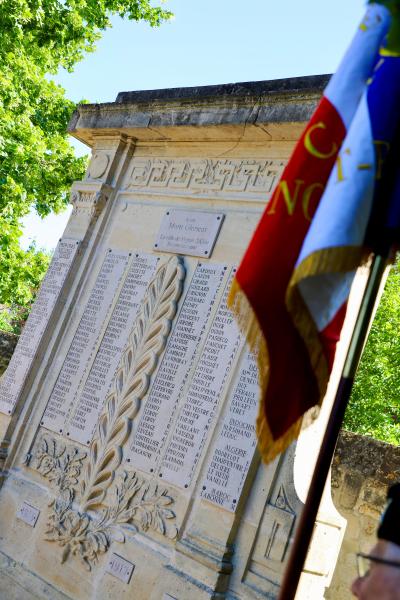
[128,262,227,472]
[41,250,129,434]
[200,349,259,511]
[159,269,243,488]
[16,502,40,528]
[154,209,224,258]
[0,239,79,415]
[67,253,159,445]
[105,553,135,584]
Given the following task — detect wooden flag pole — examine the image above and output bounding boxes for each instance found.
[277,250,389,600]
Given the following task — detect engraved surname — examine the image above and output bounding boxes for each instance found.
[128,263,227,472]
[200,350,259,511]
[40,251,129,434]
[67,254,159,444]
[160,269,243,488]
[0,239,79,415]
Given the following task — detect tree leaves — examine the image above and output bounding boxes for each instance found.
[344,254,400,444]
[0,0,172,326]
[0,240,50,334]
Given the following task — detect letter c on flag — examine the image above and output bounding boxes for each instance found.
[304,122,338,159]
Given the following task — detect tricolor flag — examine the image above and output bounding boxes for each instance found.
[228,3,399,463]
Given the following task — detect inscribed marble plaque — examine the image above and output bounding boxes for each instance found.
[41,250,129,434]
[106,553,135,584]
[67,253,159,444]
[200,349,258,511]
[16,502,40,528]
[0,239,79,415]
[154,209,224,258]
[160,269,243,488]
[128,262,227,472]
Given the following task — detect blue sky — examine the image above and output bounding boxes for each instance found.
[21,0,368,250]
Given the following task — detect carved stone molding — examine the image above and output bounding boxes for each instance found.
[124,158,286,199]
[88,152,110,180]
[30,256,185,569]
[70,190,109,218]
[32,434,178,570]
[80,255,185,512]
[176,536,234,575]
[243,455,300,598]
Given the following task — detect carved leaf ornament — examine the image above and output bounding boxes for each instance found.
[81,255,185,510]
[32,256,184,569]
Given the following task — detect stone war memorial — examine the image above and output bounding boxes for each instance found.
[0,76,366,600]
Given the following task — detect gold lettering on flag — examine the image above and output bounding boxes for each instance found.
[267,180,304,216]
[304,122,338,160]
[336,148,351,183]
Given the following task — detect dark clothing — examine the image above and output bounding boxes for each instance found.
[378,483,400,547]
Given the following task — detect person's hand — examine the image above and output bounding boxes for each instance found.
[351,540,400,599]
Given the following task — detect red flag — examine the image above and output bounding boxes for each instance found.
[228,5,390,462]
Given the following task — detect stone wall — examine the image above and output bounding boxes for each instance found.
[0,332,18,376]
[328,430,400,599]
[1,335,398,599]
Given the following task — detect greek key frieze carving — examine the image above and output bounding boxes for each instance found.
[125,158,286,197]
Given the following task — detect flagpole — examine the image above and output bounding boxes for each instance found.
[277,249,390,600]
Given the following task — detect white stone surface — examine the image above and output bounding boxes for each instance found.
[0,239,79,415]
[41,250,129,433]
[67,253,158,444]
[16,503,40,528]
[128,262,227,473]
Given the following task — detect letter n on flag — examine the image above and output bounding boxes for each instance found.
[228,4,398,463]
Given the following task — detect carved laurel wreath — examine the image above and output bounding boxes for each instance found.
[32,256,185,569]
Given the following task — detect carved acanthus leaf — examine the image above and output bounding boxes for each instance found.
[70,190,108,217]
[34,434,87,494]
[80,255,185,511]
[33,436,177,570]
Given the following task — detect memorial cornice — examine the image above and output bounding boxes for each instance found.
[69,75,330,146]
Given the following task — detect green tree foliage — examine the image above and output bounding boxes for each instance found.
[344,255,400,444]
[0,237,50,334]
[0,0,172,332]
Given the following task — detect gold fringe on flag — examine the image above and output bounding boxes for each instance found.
[228,245,370,464]
[228,279,308,464]
[286,244,368,402]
